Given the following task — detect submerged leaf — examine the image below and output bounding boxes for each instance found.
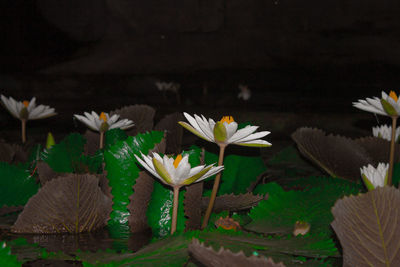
[331,186,400,267]
[11,174,112,234]
[189,238,286,267]
[292,127,373,181]
[111,105,156,136]
[0,162,39,207]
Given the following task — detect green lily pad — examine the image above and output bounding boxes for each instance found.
[105,128,128,149]
[0,162,39,207]
[247,181,360,236]
[41,133,86,173]
[0,240,25,266]
[202,148,267,195]
[103,131,164,237]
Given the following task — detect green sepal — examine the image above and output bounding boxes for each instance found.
[46,132,56,149]
[100,122,109,133]
[213,121,227,142]
[19,107,28,120]
[381,99,398,116]
[182,166,212,185]
[361,174,376,191]
[178,122,210,142]
[152,157,173,185]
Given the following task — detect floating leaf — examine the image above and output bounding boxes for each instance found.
[292,127,373,181]
[283,176,364,192]
[41,133,86,173]
[103,131,164,235]
[12,174,112,234]
[202,193,266,213]
[331,186,400,267]
[247,182,360,236]
[154,112,184,154]
[0,241,23,267]
[0,162,39,207]
[189,238,286,267]
[111,105,156,136]
[203,148,267,195]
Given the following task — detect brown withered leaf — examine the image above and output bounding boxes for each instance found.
[355,136,400,164]
[184,182,203,230]
[188,238,286,267]
[128,171,155,233]
[149,134,166,155]
[111,105,156,136]
[202,193,266,213]
[154,112,184,154]
[98,171,112,199]
[84,130,99,155]
[36,161,63,185]
[331,186,400,267]
[292,127,373,181]
[0,205,23,216]
[11,174,112,234]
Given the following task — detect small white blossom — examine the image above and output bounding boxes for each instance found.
[353,91,400,117]
[360,163,388,190]
[135,152,224,187]
[155,81,180,93]
[179,113,271,147]
[1,95,56,120]
[238,84,251,101]
[74,111,134,132]
[372,125,400,142]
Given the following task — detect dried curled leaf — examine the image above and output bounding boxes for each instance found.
[84,130,100,156]
[202,193,266,213]
[111,105,156,136]
[154,112,184,154]
[11,174,112,234]
[188,238,286,267]
[128,171,155,233]
[0,205,23,216]
[355,136,400,164]
[292,127,373,181]
[184,182,203,230]
[331,186,400,267]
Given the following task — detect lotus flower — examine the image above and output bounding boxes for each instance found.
[360,163,388,190]
[178,113,271,147]
[1,95,57,143]
[353,91,400,117]
[372,125,400,142]
[74,111,134,149]
[135,152,223,234]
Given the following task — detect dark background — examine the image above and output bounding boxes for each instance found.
[0,0,398,143]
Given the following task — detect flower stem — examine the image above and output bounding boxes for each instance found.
[21,119,26,144]
[171,186,180,234]
[99,131,104,149]
[201,144,226,229]
[388,116,397,186]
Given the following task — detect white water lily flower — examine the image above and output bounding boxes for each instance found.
[360,163,388,190]
[1,95,56,120]
[372,125,400,142]
[135,152,224,187]
[353,91,400,117]
[74,111,134,132]
[179,112,271,147]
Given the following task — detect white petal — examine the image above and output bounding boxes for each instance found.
[224,122,238,140]
[74,114,99,131]
[228,125,259,143]
[134,154,161,180]
[237,139,272,146]
[183,112,210,140]
[194,114,214,140]
[232,130,270,143]
[27,97,36,112]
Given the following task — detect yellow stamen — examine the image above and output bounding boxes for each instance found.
[220,116,234,124]
[389,91,398,102]
[173,154,182,168]
[23,101,29,108]
[99,112,107,122]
